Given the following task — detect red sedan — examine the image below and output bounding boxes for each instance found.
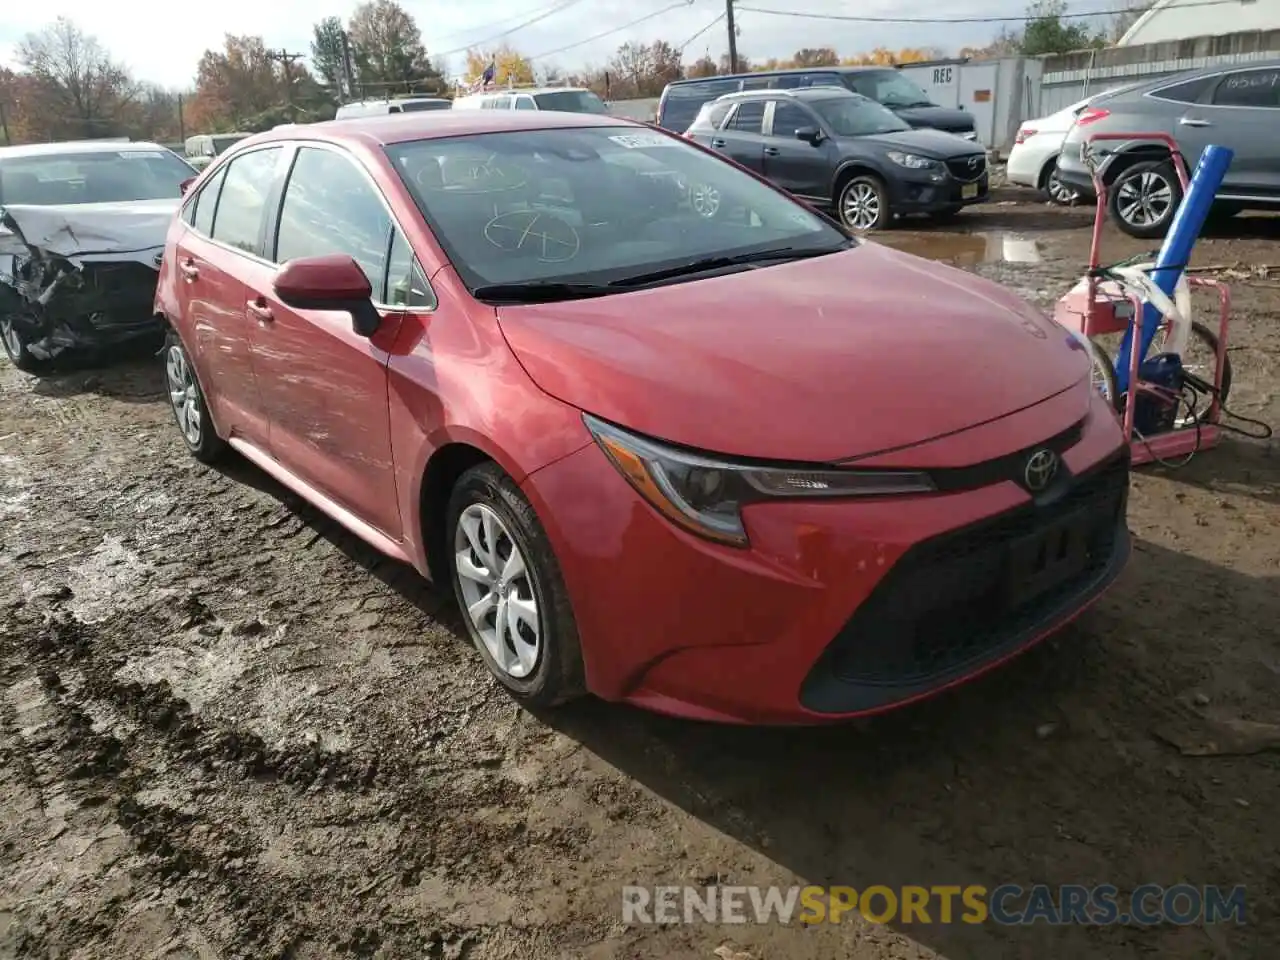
[154,111,1131,725]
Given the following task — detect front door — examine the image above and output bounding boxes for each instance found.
[239,144,406,539]
[1194,66,1280,197]
[762,99,834,201]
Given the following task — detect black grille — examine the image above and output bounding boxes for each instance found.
[946,155,987,182]
[810,454,1129,690]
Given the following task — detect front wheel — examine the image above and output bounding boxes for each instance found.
[837,174,891,232]
[447,462,585,707]
[1108,159,1182,239]
[1,315,51,374]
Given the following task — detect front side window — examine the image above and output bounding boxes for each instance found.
[274,147,392,291]
[0,149,195,206]
[1211,68,1280,108]
[846,70,935,109]
[770,102,813,138]
[810,95,911,136]
[533,90,609,114]
[210,147,282,254]
[386,126,849,294]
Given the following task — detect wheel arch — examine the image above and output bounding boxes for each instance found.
[1101,144,1184,186]
[831,160,885,203]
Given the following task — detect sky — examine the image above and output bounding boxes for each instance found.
[0,0,1128,90]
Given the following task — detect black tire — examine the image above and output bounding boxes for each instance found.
[1108,159,1182,240]
[1084,336,1119,411]
[446,462,586,707]
[163,328,226,463]
[1,316,52,374]
[836,173,891,232]
[1041,162,1080,205]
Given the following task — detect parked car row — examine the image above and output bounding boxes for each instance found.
[1008,59,1280,238]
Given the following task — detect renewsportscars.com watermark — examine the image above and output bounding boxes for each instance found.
[622,884,1247,926]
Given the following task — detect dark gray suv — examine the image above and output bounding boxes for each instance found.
[1056,60,1280,238]
[685,88,989,232]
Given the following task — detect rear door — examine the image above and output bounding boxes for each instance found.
[761,99,833,200]
[170,146,285,446]
[1194,66,1280,197]
[235,143,412,539]
[715,100,767,173]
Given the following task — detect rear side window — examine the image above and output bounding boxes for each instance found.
[688,100,733,132]
[1149,75,1214,104]
[515,96,536,110]
[190,165,228,235]
[726,101,766,133]
[659,79,741,130]
[210,148,281,254]
[1211,68,1280,107]
[273,147,392,291]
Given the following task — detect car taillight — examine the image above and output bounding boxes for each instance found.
[1075,107,1111,126]
[1015,127,1037,145]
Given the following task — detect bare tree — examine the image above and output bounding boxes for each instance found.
[18,17,138,138]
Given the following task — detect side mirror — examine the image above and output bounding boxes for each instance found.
[274,254,381,337]
[795,126,825,145]
[179,177,195,195]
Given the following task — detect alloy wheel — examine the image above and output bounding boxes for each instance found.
[1,319,22,359]
[454,502,542,679]
[1116,170,1173,229]
[690,182,720,218]
[166,344,202,446]
[1047,170,1079,204]
[841,182,881,231]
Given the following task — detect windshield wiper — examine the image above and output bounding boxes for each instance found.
[472,281,618,304]
[609,246,849,288]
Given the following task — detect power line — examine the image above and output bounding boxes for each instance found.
[434,0,588,57]
[528,0,696,61]
[428,0,580,44]
[677,11,726,52]
[735,0,1242,25]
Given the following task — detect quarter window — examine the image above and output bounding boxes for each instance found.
[385,229,436,308]
[273,147,392,291]
[1149,76,1213,104]
[209,148,281,254]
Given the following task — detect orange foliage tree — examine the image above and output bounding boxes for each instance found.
[464,44,535,87]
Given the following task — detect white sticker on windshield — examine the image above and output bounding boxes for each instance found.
[608,133,675,149]
[120,151,165,159]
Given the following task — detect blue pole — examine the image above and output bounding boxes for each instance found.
[1114,144,1233,392]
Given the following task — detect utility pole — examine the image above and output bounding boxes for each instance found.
[268,49,306,106]
[725,0,738,74]
[177,93,185,141]
[0,99,10,146]
[340,30,359,102]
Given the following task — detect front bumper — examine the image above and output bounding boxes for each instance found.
[890,168,990,213]
[523,387,1129,724]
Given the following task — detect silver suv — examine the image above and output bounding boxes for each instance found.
[1056,60,1280,239]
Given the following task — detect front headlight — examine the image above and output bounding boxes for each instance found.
[887,151,939,170]
[584,414,935,547]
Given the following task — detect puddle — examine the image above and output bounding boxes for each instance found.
[880,231,1043,265]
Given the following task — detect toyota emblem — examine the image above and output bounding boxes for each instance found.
[1024,449,1059,492]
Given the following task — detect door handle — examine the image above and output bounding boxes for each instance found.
[179,257,199,281]
[246,298,274,323]
[1179,117,1212,127]
[764,146,781,156]
[711,138,726,148]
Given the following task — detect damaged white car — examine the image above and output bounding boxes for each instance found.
[0,140,198,373]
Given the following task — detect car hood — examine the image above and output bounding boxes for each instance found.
[844,127,986,159]
[496,242,1090,463]
[892,105,975,134]
[0,197,180,262]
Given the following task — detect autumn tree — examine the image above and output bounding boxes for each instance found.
[190,34,333,134]
[464,44,535,87]
[16,17,138,140]
[792,48,839,68]
[686,55,718,78]
[718,52,751,73]
[347,0,443,95]
[1018,0,1105,55]
[311,16,351,99]
[607,40,682,98]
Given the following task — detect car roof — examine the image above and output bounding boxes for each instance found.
[715,87,864,104]
[0,140,170,160]
[236,110,637,150]
[668,65,892,88]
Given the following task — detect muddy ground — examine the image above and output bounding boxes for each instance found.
[2,193,1278,960]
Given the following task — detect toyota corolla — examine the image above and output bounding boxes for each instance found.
[154,111,1131,724]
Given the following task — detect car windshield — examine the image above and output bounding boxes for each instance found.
[386,126,850,293]
[533,91,609,114]
[0,149,195,206]
[847,70,935,109]
[810,96,911,136]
